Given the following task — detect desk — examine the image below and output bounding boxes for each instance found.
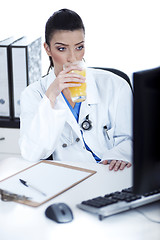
[0,157,160,240]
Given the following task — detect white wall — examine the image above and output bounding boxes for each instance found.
[1,0,159,76]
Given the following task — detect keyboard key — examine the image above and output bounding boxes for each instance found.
[122,187,133,193]
[82,197,118,208]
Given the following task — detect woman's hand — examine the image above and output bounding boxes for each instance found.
[101,160,132,171]
[46,65,85,108]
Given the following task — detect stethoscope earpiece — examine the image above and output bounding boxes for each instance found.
[81,115,92,131]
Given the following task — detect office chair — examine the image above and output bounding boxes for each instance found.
[92,67,133,92]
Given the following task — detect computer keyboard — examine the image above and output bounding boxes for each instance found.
[77,187,160,220]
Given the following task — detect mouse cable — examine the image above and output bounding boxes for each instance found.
[134,209,160,224]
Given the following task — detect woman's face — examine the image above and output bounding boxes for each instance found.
[44,29,85,76]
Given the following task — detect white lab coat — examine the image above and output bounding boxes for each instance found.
[19,68,133,163]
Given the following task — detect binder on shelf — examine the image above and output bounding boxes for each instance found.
[0,37,15,118]
[10,36,41,118]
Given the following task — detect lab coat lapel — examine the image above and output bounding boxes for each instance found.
[78,100,92,124]
[58,93,83,139]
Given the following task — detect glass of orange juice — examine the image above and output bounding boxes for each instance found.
[63,60,86,102]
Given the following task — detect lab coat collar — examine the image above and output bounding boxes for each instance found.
[45,68,57,91]
[86,68,100,105]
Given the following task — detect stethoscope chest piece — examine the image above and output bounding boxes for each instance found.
[81,115,92,130]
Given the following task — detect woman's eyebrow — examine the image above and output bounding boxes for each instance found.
[54,42,68,46]
[75,40,84,46]
[54,40,84,46]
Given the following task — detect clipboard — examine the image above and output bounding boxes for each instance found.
[0,160,96,207]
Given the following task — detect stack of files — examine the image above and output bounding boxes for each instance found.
[0,36,41,121]
[10,36,42,118]
[0,37,15,119]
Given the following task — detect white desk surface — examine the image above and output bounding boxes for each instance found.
[0,157,160,240]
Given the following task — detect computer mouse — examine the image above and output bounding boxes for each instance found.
[45,203,73,223]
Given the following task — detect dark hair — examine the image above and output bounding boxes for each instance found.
[45,9,85,73]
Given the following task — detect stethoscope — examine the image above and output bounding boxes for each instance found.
[81,115,110,141]
[62,115,92,148]
[62,115,110,148]
[81,115,92,131]
[81,115,110,140]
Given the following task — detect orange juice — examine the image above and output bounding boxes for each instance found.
[69,69,86,102]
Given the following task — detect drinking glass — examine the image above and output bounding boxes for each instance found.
[63,60,86,102]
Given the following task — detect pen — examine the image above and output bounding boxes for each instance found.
[19,179,46,196]
[103,125,110,140]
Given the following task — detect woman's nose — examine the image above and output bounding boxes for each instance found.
[67,50,77,63]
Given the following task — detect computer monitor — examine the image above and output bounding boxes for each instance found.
[133,66,160,194]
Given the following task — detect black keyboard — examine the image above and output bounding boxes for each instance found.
[77,187,160,220]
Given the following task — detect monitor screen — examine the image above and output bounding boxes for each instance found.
[133,66,160,194]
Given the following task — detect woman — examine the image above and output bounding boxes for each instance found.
[19,9,132,171]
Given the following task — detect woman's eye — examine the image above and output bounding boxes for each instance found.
[76,45,84,51]
[57,47,66,52]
